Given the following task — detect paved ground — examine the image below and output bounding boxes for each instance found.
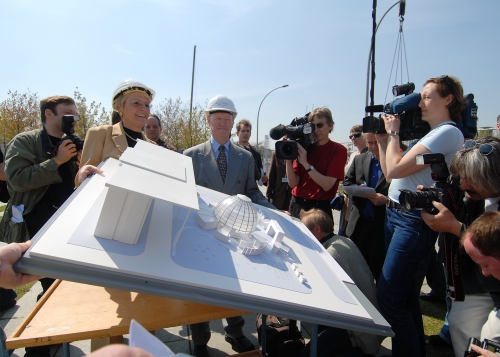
[0,194,404,356]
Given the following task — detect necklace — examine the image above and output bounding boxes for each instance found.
[124,131,138,142]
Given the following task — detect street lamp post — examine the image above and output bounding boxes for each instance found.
[256,84,289,151]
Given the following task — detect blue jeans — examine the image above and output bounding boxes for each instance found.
[376,207,437,357]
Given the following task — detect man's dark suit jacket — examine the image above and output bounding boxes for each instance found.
[184,140,273,208]
[343,152,390,238]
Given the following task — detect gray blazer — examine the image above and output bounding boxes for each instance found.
[184,141,274,208]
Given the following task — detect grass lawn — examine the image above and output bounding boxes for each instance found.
[421,299,455,357]
[0,205,5,213]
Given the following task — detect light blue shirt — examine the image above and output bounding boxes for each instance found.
[210,136,231,166]
[388,121,464,203]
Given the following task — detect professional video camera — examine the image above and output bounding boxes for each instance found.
[269,113,317,160]
[363,83,479,141]
[398,153,459,214]
[465,337,500,357]
[54,115,84,161]
[363,83,429,141]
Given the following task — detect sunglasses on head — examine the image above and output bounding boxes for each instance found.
[463,139,494,156]
[439,75,454,92]
[349,132,362,139]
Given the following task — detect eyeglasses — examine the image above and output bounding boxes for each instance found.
[315,123,326,129]
[349,132,362,139]
[440,75,454,93]
[366,141,377,146]
[463,139,495,156]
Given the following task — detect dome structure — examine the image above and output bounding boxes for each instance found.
[213,194,258,239]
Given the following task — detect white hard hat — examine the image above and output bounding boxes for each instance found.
[112,78,156,111]
[205,95,237,117]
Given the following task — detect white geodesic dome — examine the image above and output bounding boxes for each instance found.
[213,194,258,239]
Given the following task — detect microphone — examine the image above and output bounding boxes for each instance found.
[269,124,287,140]
[365,105,385,113]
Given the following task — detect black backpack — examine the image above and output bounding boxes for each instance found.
[256,315,305,357]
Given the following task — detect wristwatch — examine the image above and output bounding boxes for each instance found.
[306,165,315,172]
[388,130,399,136]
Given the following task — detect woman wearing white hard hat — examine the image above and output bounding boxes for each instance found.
[76,79,156,184]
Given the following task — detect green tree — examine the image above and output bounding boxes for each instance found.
[73,88,110,139]
[0,90,40,147]
[154,98,210,151]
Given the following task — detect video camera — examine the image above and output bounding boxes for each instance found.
[363,83,478,141]
[270,113,317,160]
[54,115,84,161]
[465,337,500,357]
[398,153,459,214]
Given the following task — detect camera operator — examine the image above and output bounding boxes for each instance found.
[421,137,500,356]
[285,107,347,221]
[375,75,465,357]
[0,95,81,357]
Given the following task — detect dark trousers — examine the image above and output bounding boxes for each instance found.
[349,217,386,283]
[301,327,368,357]
[190,316,245,346]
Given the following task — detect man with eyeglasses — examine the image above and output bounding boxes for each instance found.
[285,107,347,221]
[422,136,500,355]
[184,95,273,357]
[343,133,389,283]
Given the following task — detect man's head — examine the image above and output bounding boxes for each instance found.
[461,211,500,280]
[450,136,500,200]
[236,119,252,145]
[205,95,237,144]
[40,96,77,136]
[349,124,365,150]
[365,133,379,159]
[308,107,334,145]
[300,208,333,241]
[145,115,162,142]
[40,96,76,124]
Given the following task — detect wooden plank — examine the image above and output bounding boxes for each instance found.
[6,280,249,349]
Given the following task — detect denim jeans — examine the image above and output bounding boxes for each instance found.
[376,207,437,357]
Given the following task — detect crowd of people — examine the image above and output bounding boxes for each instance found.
[1,74,500,357]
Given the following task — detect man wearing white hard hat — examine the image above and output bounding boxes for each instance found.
[184,95,274,357]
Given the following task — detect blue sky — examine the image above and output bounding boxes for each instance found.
[1,0,499,147]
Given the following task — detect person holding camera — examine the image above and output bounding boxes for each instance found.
[77,79,157,184]
[375,75,465,356]
[285,107,347,221]
[0,95,81,356]
[421,137,500,356]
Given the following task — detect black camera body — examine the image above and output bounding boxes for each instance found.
[55,115,84,160]
[270,113,317,160]
[465,337,500,357]
[363,82,478,141]
[398,153,458,214]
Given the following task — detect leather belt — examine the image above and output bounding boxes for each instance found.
[386,198,402,209]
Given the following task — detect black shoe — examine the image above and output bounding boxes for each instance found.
[225,335,255,353]
[0,299,16,311]
[419,292,445,302]
[427,334,452,348]
[193,344,209,357]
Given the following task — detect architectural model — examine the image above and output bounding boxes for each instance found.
[15,140,393,338]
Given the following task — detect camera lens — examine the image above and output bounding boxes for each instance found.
[392,82,415,97]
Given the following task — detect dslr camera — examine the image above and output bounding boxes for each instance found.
[398,153,459,214]
[270,113,317,160]
[363,83,478,140]
[55,115,84,161]
[465,337,500,357]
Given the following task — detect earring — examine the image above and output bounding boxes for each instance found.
[119,112,123,117]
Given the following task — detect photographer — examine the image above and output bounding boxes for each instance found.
[422,137,500,356]
[375,75,465,357]
[285,107,347,221]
